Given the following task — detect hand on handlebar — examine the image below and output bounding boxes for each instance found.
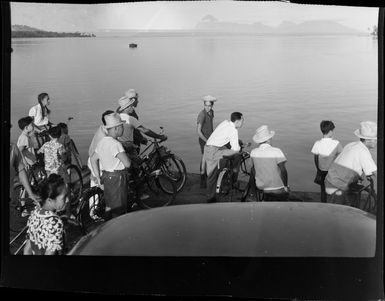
[159,135,168,142]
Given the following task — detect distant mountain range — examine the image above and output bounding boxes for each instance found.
[195,18,365,35]
[12,25,96,38]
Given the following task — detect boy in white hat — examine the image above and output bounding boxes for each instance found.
[325,121,377,205]
[197,95,216,188]
[90,113,132,217]
[250,125,289,201]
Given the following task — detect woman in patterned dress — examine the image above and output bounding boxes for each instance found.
[23,174,69,255]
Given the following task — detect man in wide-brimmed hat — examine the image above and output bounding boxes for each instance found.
[197,95,217,188]
[117,90,167,156]
[325,121,377,205]
[90,113,132,217]
[250,125,289,201]
[117,89,148,151]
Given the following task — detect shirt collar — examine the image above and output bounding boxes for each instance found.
[259,143,272,150]
[228,120,236,128]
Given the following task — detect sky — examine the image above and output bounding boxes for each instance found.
[11,1,379,33]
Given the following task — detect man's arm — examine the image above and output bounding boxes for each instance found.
[137,125,166,140]
[229,130,240,152]
[314,154,320,171]
[116,151,131,169]
[278,162,288,187]
[196,123,207,142]
[19,145,37,163]
[90,152,101,186]
[19,168,38,202]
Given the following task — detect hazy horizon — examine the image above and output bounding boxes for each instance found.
[11,2,378,33]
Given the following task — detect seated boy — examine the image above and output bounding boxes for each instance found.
[250,125,289,201]
[311,120,343,203]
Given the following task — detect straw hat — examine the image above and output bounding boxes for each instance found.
[117,89,137,111]
[103,113,124,129]
[354,121,377,140]
[253,125,275,144]
[202,95,217,102]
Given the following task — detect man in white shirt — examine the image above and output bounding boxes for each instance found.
[203,112,244,203]
[250,125,289,201]
[90,113,131,217]
[325,121,377,206]
[311,120,343,202]
[87,110,114,188]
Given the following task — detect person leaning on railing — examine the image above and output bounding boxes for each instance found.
[324,121,377,206]
[202,112,244,203]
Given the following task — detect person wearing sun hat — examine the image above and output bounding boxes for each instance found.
[117,90,167,156]
[90,112,132,217]
[250,125,289,201]
[197,95,217,188]
[117,89,148,151]
[325,121,377,205]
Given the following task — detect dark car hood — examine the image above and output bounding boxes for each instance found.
[68,202,376,257]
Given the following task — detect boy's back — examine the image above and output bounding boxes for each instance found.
[39,140,66,174]
[311,138,343,171]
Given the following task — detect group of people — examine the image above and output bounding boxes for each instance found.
[9,91,378,255]
[10,89,169,254]
[196,95,377,204]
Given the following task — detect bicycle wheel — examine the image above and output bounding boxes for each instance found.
[216,168,234,203]
[77,187,106,234]
[158,155,187,193]
[66,164,83,206]
[137,175,177,209]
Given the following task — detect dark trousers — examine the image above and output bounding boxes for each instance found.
[101,169,131,217]
[319,171,328,203]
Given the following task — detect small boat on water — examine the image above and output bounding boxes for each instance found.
[129,43,137,48]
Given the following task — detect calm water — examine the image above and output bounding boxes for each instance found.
[10,35,378,192]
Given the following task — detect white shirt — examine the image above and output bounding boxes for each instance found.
[332,141,377,176]
[311,138,343,171]
[118,113,141,143]
[326,141,377,192]
[206,120,240,151]
[95,137,126,172]
[251,144,287,191]
[29,104,49,127]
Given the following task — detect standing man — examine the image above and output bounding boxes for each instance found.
[197,95,216,188]
[250,125,290,201]
[87,110,115,188]
[325,121,377,205]
[121,89,148,151]
[116,91,167,157]
[90,113,131,217]
[203,112,244,203]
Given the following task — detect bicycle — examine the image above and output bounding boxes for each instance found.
[128,153,178,209]
[215,143,252,203]
[139,127,187,194]
[349,176,377,214]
